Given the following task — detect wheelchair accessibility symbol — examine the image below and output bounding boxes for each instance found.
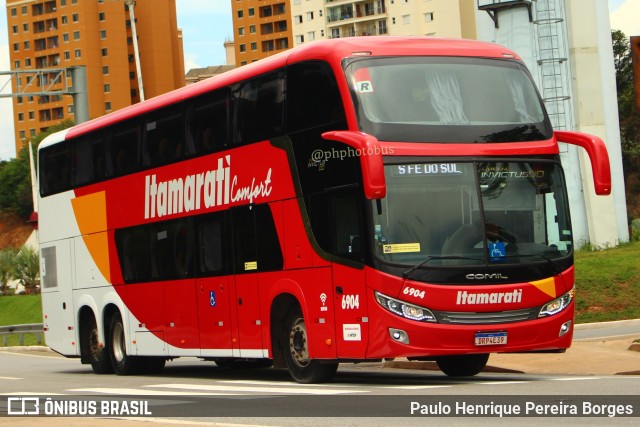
[489,242,507,262]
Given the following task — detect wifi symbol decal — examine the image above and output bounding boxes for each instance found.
[320,293,327,306]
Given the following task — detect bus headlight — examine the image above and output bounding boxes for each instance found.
[538,289,574,317]
[375,291,437,323]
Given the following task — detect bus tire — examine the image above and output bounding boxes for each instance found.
[84,315,113,374]
[282,308,338,384]
[436,353,489,377]
[108,311,142,375]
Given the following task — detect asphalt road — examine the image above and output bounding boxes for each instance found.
[0,320,638,425]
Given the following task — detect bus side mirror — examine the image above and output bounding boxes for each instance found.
[321,131,386,199]
[554,130,611,196]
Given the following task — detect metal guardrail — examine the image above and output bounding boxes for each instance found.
[0,323,44,346]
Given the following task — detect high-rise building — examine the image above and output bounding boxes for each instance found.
[231,0,293,66]
[6,0,185,153]
[231,0,477,66]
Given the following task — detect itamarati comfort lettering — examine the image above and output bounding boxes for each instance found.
[456,289,522,305]
[144,155,273,219]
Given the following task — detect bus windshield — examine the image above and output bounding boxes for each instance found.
[346,56,553,143]
[372,161,572,267]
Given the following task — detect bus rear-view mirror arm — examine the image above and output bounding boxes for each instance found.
[321,131,386,199]
[554,130,611,196]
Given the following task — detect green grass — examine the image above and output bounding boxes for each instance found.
[574,241,640,323]
[0,294,44,347]
[0,243,638,346]
[0,294,43,326]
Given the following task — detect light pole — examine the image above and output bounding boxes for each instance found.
[107,0,145,101]
[125,0,145,101]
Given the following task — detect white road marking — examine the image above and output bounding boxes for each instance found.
[146,383,368,395]
[68,388,240,396]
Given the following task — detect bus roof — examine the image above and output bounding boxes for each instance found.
[52,36,519,145]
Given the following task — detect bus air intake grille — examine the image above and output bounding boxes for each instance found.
[434,308,539,324]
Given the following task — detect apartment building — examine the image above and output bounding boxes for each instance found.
[231,0,293,66]
[6,0,185,153]
[292,0,477,47]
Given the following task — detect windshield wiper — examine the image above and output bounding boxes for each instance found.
[402,256,482,278]
[495,253,562,274]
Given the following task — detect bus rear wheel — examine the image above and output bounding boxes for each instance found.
[282,309,338,384]
[109,312,142,375]
[108,312,166,375]
[436,353,489,377]
[84,316,112,374]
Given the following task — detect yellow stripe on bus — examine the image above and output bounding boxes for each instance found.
[71,192,111,283]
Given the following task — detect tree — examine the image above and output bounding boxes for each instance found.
[0,119,75,220]
[612,30,640,221]
[612,30,640,167]
[0,248,17,295]
[12,246,40,295]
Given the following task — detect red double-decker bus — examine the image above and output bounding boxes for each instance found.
[37,37,611,383]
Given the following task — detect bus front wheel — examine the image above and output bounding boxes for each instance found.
[436,353,489,377]
[282,309,338,384]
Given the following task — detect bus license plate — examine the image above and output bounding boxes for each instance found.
[474,332,507,346]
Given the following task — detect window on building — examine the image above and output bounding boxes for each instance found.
[295,35,304,44]
[12,25,18,34]
[13,43,19,52]
[19,130,25,139]
[18,113,24,121]
[403,15,410,25]
[24,41,30,49]
[23,23,29,32]
[99,12,105,21]
[248,8,255,16]
[250,42,257,51]
[73,31,80,40]
[425,12,434,22]
[104,84,110,92]
[29,111,35,120]
[21,6,27,14]
[307,12,314,21]
[101,48,108,56]
[294,15,302,24]
[75,49,81,58]
[100,30,107,39]
[237,10,243,18]
[63,33,69,42]
[64,51,70,60]
[10,8,16,17]
[62,16,68,24]
[103,66,109,74]
[239,44,246,53]
[72,13,79,23]
[30,129,36,137]
[238,27,244,36]
[105,102,112,111]
[25,58,31,66]
[14,60,20,69]
[249,25,256,34]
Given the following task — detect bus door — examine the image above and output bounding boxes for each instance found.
[231,205,265,357]
[195,213,234,354]
[329,191,369,358]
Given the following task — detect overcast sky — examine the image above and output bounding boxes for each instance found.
[0,0,638,160]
